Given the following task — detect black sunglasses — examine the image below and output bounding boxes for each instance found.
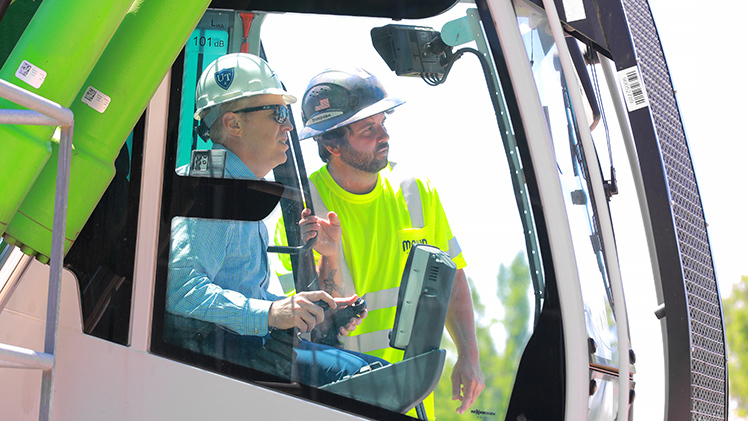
[232,104,289,124]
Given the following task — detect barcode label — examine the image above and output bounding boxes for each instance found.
[618,66,649,112]
[18,61,32,76]
[15,60,47,89]
[81,86,111,113]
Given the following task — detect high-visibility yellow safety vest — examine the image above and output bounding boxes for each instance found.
[307,165,467,417]
[274,164,466,417]
[308,165,466,354]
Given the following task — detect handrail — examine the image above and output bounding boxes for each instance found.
[0,77,74,421]
[0,78,73,125]
[0,342,54,370]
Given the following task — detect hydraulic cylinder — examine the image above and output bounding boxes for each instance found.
[0,0,135,237]
[4,0,212,262]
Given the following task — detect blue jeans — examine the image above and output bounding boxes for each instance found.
[293,338,387,386]
[163,313,387,386]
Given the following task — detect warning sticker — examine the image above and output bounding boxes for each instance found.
[81,86,111,113]
[15,60,47,89]
[618,66,650,112]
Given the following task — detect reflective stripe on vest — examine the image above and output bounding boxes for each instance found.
[340,288,400,353]
[339,329,393,354]
[398,176,424,228]
[362,287,400,312]
[340,287,400,353]
[448,236,462,261]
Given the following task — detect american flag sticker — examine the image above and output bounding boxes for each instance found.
[315,98,330,111]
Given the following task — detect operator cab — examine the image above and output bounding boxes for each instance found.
[60,4,551,419]
[52,1,629,419]
[148,10,464,412]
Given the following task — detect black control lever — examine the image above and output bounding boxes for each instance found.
[312,298,367,347]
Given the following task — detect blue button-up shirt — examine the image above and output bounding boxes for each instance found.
[166,145,283,336]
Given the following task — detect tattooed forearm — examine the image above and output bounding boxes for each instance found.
[322,269,343,295]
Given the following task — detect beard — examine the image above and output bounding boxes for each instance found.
[338,138,389,173]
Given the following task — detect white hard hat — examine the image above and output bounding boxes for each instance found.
[195,53,296,129]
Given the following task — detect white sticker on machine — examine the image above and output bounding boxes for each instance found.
[15,60,47,89]
[563,0,586,22]
[81,86,111,113]
[618,66,650,112]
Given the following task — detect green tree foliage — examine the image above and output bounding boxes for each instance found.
[725,275,748,418]
[433,252,533,420]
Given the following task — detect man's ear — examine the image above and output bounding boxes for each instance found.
[326,143,341,157]
[222,112,243,137]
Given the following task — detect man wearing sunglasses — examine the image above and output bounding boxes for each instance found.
[165,53,384,387]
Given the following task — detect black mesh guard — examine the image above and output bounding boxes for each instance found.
[620,0,728,419]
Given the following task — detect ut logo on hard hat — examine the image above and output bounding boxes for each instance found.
[214,68,235,90]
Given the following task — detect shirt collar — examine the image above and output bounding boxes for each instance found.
[214,144,259,180]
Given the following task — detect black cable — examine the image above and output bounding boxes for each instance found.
[420,47,487,86]
[588,48,613,169]
[420,48,485,86]
[587,44,617,197]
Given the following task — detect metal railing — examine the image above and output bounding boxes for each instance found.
[0,77,74,421]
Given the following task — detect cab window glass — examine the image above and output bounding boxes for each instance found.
[152,4,545,420]
[517,3,619,367]
[63,118,144,346]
